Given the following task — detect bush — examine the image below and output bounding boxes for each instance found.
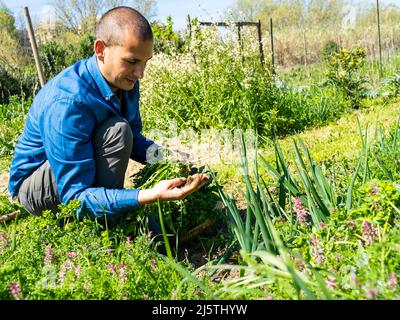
[39,33,95,81]
[0,66,38,104]
[325,47,369,109]
[152,16,186,55]
[0,96,31,156]
[320,40,340,62]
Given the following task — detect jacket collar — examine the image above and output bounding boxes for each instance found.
[87,54,115,101]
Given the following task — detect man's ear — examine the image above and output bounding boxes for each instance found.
[94,39,107,62]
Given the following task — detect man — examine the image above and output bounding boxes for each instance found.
[8,6,208,226]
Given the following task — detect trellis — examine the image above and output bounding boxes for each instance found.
[186,15,276,74]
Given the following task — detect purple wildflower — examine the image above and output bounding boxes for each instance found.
[311,233,319,245]
[118,262,128,284]
[107,262,128,284]
[296,259,306,271]
[149,258,156,271]
[350,272,360,287]
[293,197,310,225]
[347,220,356,229]
[362,221,377,245]
[75,265,81,278]
[58,259,74,284]
[44,244,56,265]
[310,234,325,266]
[369,184,379,196]
[326,276,337,288]
[365,287,378,299]
[387,273,398,290]
[66,251,77,259]
[107,263,117,275]
[8,282,22,299]
[0,231,9,251]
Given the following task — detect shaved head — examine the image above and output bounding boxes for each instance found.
[96,6,153,46]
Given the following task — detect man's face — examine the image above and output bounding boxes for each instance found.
[96,30,153,92]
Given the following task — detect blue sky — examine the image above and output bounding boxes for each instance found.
[2,0,399,30]
[2,0,237,30]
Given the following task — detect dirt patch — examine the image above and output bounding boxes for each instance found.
[124,160,145,188]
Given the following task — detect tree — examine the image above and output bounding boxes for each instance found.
[0,2,22,66]
[130,0,157,21]
[51,0,157,34]
[0,1,16,35]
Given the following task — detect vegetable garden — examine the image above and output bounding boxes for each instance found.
[0,4,400,301]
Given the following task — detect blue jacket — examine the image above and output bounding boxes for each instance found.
[8,54,155,219]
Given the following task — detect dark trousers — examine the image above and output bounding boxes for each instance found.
[18,116,133,218]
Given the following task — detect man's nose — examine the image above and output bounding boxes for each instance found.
[133,66,144,79]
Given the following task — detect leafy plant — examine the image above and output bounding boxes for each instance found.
[130,160,224,255]
[325,47,369,108]
[320,40,340,62]
[0,200,215,300]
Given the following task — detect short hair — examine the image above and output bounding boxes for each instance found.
[96,6,153,46]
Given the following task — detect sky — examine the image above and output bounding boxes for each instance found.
[2,0,237,30]
[2,0,400,31]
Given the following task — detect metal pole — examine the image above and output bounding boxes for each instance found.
[23,6,46,87]
[257,20,265,66]
[237,23,244,62]
[376,0,383,77]
[186,14,192,39]
[237,22,244,61]
[270,18,275,74]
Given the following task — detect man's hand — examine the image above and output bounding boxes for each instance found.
[138,174,210,205]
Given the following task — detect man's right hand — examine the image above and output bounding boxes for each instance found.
[137,174,210,205]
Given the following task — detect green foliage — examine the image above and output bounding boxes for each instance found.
[0,64,38,105]
[40,41,69,81]
[39,33,95,81]
[67,33,95,63]
[131,161,223,242]
[0,96,31,156]
[368,119,400,181]
[152,16,186,54]
[380,72,400,98]
[203,122,400,299]
[326,47,369,108]
[0,4,16,35]
[320,40,340,62]
[0,199,215,300]
[142,27,350,140]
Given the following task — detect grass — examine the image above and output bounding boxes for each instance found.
[0,37,399,299]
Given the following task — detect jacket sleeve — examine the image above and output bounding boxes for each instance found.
[40,98,140,220]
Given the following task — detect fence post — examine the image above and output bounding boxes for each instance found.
[376,0,383,77]
[186,14,192,39]
[270,17,275,74]
[237,23,244,62]
[23,6,46,88]
[257,20,265,67]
